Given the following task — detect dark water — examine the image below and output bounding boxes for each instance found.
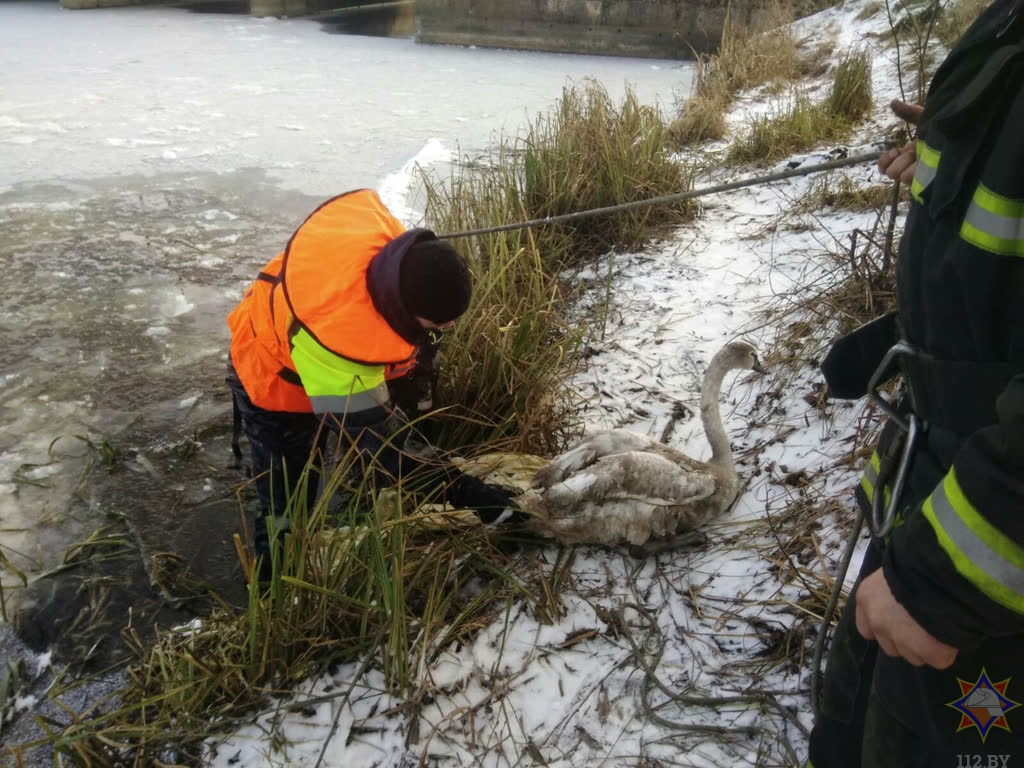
[0,170,327,766]
[0,169,324,660]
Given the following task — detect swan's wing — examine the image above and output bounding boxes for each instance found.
[531,429,664,488]
[532,451,718,547]
[540,450,716,514]
[643,441,712,473]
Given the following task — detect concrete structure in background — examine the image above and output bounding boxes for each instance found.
[60,0,416,35]
[61,0,161,7]
[55,0,747,59]
[251,0,415,30]
[416,0,754,58]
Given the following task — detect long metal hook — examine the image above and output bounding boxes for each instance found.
[866,341,925,538]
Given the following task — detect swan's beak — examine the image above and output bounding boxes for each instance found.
[752,356,768,375]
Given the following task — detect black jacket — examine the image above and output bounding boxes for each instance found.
[855,0,1024,650]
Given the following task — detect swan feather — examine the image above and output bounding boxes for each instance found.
[532,428,697,487]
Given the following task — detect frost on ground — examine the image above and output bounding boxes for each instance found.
[202,0,924,765]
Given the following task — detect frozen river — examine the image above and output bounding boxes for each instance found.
[1,0,690,194]
[0,0,690,596]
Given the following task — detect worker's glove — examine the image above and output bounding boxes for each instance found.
[821,311,899,399]
[388,370,433,421]
[389,339,441,417]
[446,472,530,525]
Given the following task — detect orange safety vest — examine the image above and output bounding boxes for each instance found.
[227,189,418,413]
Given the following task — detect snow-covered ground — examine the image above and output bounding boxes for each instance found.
[196,2,919,767]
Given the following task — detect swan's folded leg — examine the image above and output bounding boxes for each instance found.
[627,529,710,558]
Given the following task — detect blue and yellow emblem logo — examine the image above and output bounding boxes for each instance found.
[947,668,1021,742]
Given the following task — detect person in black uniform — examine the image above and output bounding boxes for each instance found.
[809,0,1024,764]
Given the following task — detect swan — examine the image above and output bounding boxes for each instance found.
[513,341,766,548]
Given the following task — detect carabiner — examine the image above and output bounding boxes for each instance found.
[866,340,925,538]
[866,340,916,431]
[869,412,920,538]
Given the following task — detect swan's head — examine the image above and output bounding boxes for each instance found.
[716,341,767,375]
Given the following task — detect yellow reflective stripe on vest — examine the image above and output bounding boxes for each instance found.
[859,450,892,507]
[922,467,1024,614]
[290,327,389,415]
[910,140,940,204]
[960,183,1024,257]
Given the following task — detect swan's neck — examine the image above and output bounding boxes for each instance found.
[700,357,734,470]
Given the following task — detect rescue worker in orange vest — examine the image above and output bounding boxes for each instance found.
[226,189,525,574]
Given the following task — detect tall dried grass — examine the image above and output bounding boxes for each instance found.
[666,60,732,147]
[25,450,557,765]
[726,91,835,165]
[826,50,873,123]
[935,0,990,46]
[726,48,873,166]
[717,2,808,91]
[667,1,808,149]
[420,80,695,452]
[518,80,696,266]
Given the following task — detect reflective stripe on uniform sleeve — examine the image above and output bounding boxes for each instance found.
[289,327,390,416]
[910,140,940,204]
[960,183,1024,257]
[922,466,1024,614]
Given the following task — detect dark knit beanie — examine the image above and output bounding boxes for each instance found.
[400,239,472,324]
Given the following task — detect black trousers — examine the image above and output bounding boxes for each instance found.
[809,541,1024,768]
[225,364,519,559]
[809,542,889,768]
[227,368,334,555]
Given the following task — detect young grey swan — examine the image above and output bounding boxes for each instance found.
[516,341,766,548]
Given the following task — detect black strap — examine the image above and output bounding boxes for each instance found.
[230,390,243,468]
[277,366,303,386]
[902,353,1023,437]
[934,39,1024,130]
[821,312,899,399]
